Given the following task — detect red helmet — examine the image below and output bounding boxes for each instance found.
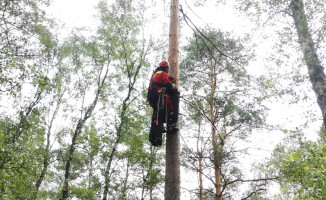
[159,60,169,68]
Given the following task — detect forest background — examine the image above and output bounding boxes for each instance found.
[0,0,325,199]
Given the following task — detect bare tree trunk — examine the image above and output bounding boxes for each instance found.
[196,121,204,200]
[290,0,326,127]
[165,0,180,199]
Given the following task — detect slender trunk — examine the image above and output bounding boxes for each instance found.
[61,119,86,200]
[120,158,130,200]
[61,68,108,200]
[211,106,221,200]
[290,0,326,127]
[102,43,143,199]
[142,146,154,200]
[102,134,121,200]
[89,158,93,187]
[150,185,153,200]
[149,146,154,200]
[102,94,130,200]
[165,0,180,199]
[209,64,222,200]
[197,120,204,200]
[102,93,130,200]
[34,94,62,198]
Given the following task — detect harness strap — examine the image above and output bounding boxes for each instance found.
[156,87,167,124]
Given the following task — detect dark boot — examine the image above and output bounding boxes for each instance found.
[149,116,164,146]
[152,121,163,146]
[167,123,179,134]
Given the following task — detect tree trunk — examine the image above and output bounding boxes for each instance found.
[89,158,93,187]
[197,121,204,200]
[165,0,180,199]
[61,68,108,200]
[34,95,62,198]
[102,134,121,200]
[61,119,87,200]
[103,84,133,200]
[120,158,130,200]
[209,64,222,200]
[211,106,222,200]
[290,0,326,127]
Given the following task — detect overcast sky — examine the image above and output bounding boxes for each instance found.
[46,0,322,198]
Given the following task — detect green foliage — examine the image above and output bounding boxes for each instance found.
[0,111,46,199]
[70,184,97,200]
[180,28,266,198]
[263,130,326,199]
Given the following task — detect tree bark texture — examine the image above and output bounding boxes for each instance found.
[197,121,204,200]
[290,0,326,127]
[210,66,222,200]
[165,0,180,199]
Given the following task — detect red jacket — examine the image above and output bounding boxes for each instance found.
[149,69,175,94]
[152,71,170,85]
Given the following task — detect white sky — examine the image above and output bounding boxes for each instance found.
[48,0,100,30]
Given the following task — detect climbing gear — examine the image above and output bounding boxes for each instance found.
[159,60,169,68]
[167,124,179,134]
[147,63,180,146]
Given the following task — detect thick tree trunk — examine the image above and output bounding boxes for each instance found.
[196,121,204,200]
[165,0,180,199]
[290,0,326,127]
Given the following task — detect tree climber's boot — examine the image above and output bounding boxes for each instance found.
[167,123,179,134]
[152,121,163,146]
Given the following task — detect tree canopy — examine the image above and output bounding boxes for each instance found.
[0,0,325,199]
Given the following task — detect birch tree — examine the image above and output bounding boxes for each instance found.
[235,0,326,127]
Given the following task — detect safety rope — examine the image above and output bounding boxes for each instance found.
[156,87,166,125]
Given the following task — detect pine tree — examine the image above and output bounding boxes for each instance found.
[180,29,266,199]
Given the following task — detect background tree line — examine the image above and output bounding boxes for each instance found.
[0,0,325,199]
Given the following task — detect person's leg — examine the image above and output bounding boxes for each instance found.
[149,108,165,146]
[167,91,180,134]
[149,109,162,146]
[149,110,156,145]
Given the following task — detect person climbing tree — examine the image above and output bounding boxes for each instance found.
[147,60,180,146]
